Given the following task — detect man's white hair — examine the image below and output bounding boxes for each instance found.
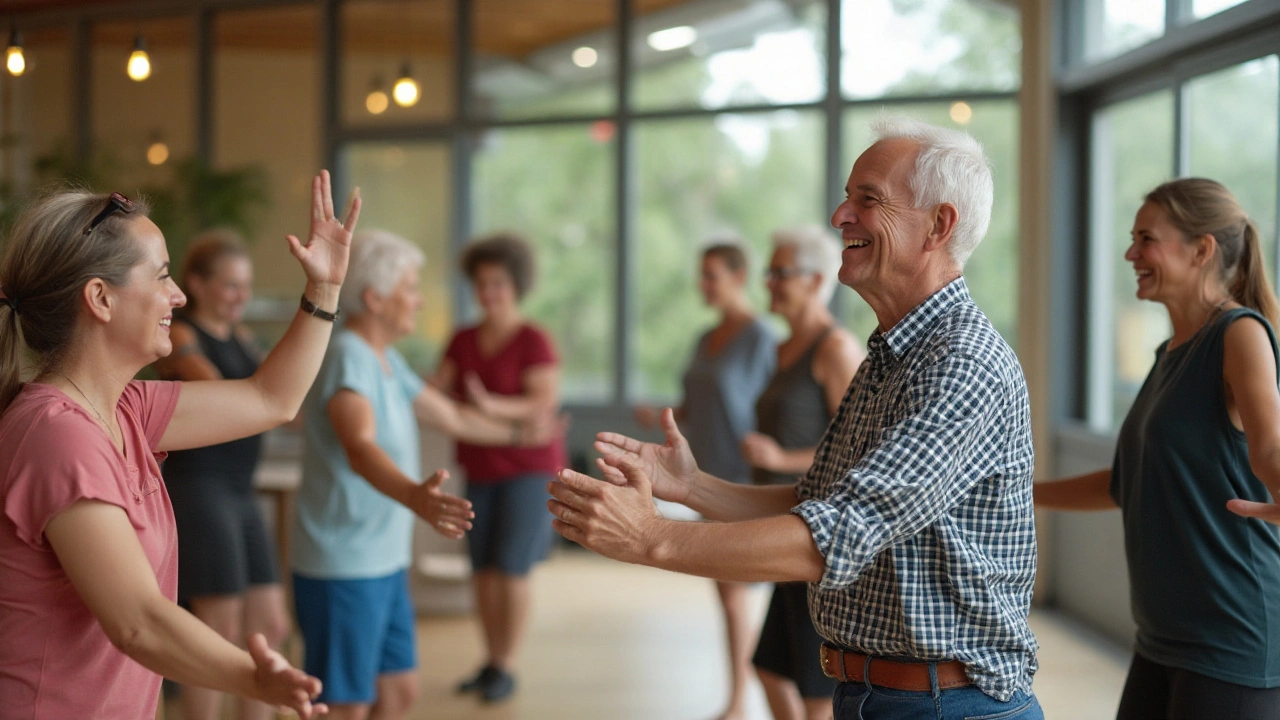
[869,114,994,267]
[771,225,843,304]
[340,229,425,316]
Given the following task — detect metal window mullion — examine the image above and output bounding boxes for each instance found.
[452,0,475,324]
[194,6,213,164]
[72,16,91,166]
[320,0,339,176]
[613,0,633,408]
[826,0,844,319]
[1174,77,1188,177]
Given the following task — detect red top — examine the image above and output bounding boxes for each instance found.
[444,324,565,483]
[0,380,181,720]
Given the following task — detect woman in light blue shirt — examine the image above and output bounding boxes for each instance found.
[292,229,551,720]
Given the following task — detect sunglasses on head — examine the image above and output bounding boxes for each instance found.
[83,192,136,236]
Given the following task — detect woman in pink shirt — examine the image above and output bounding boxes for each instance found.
[0,172,455,720]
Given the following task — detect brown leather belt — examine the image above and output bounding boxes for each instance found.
[819,644,972,691]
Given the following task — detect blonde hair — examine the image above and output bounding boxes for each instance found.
[0,191,150,413]
[1145,178,1279,326]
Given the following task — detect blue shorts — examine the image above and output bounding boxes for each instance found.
[466,473,556,576]
[292,569,417,704]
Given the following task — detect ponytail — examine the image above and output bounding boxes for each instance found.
[1230,219,1280,327]
[0,303,22,414]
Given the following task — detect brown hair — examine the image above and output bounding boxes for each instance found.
[702,243,748,274]
[180,228,250,312]
[461,232,536,299]
[0,191,150,413]
[1145,178,1279,326]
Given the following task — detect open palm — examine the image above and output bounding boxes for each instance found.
[594,407,699,505]
[288,169,360,288]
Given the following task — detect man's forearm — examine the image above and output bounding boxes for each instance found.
[683,473,801,522]
[645,513,825,583]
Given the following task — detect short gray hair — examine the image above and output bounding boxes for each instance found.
[771,225,842,304]
[341,229,425,316]
[869,114,993,267]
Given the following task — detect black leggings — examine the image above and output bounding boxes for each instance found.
[1117,653,1280,720]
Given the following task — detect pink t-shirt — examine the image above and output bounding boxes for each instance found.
[0,380,181,720]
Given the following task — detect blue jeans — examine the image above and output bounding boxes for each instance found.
[833,668,1042,720]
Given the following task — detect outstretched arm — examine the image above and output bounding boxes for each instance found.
[329,389,474,537]
[549,456,824,583]
[1034,470,1116,511]
[160,170,358,452]
[595,407,799,521]
[46,501,327,717]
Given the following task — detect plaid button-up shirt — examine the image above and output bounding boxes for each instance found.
[793,278,1037,701]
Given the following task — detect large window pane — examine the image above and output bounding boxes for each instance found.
[214,6,319,306]
[0,25,71,206]
[92,18,194,193]
[632,110,823,401]
[632,0,825,112]
[1089,90,1176,430]
[341,0,454,127]
[1083,0,1165,61]
[841,0,1020,99]
[841,101,1020,346]
[472,125,614,402]
[473,0,615,120]
[340,141,452,373]
[1186,56,1278,266]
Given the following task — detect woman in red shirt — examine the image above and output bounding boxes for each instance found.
[432,232,564,703]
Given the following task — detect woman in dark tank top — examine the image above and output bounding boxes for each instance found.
[1036,179,1280,719]
[742,227,864,720]
[154,230,288,720]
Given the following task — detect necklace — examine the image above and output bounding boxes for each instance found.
[56,371,118,446]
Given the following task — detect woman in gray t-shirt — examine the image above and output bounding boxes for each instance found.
[635,241,775,720]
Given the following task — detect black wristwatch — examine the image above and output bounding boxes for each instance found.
[300,294,340,322]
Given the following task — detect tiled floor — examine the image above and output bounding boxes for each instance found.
[163,551,1129,719]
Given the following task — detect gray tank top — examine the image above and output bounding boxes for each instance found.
[752,327,833,486]
[1111,307,1280,687]
[681,317,777,484]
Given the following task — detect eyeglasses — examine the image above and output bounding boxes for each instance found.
[764,266,813,282]
[83,192,135,236]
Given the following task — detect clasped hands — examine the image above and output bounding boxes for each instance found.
[548,407,696,564]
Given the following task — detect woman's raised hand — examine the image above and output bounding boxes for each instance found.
[288,170,361,291]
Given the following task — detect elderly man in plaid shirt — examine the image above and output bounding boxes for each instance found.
[549,116,1041,720]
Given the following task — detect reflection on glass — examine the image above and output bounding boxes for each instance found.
[92,18,193,190]
[1089,91,1175,430]
[1187,57,1279,266]
[473,0,615,120]
[1192,0,1249,20]
[341,142,452,371]
[841,0,1020,99]
[341,0,453,127]
[472,125,615,402]
[632,0,825,111]
[841,101,1020,347]
[0,26,71,193]
[214,6,319,302]
[1083,0,1164,61]
[632,111,823,401]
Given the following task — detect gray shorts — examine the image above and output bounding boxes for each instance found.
[465,473,555,576]
[168,474,279,601]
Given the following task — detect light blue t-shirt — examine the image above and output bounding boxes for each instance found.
[292,329,425,579]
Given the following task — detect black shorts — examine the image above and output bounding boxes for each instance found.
[466,473,555,576]
[168,474,279,602]
[752,582,837,699]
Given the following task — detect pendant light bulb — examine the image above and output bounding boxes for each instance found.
[6,29,24,77]
[366,76,389,115]
[127,33,151,82]
[392,63,419,108]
